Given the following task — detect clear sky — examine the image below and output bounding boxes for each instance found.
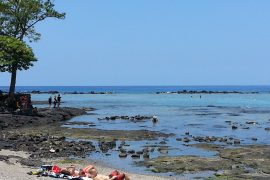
[1,0,270,86]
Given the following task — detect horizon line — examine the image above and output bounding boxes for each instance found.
[1,85,270,87]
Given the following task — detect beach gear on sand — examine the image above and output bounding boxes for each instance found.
[52,165,62,174]
[80,177,93,180]
[27,164,94,180]
[41,165,53,171]
[67,176,81,180]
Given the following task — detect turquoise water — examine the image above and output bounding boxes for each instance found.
[2,86,270,175]
[1,85,270,93]
[32,93,270,145]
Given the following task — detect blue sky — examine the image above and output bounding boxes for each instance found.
[1,0,270,86]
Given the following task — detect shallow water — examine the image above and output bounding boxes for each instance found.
[3,86,270,175]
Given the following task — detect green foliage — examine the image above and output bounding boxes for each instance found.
[0,0,65,41]
[0,0,64,95]
[0,35,37,72]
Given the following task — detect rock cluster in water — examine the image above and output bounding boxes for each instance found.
[117,141,152,159]
[31,91,113,94]
[176,135,241,145]
[156,90,258,94]
[98,115,158,123]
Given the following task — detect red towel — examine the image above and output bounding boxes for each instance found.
[52,165,62,174]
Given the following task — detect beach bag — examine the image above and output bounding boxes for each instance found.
[41,165,53,171]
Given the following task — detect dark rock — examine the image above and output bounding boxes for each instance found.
[246,121,258,125]
[251,137,258,141]
[119,148,126,154]
[234,139,241,144]
[131,154,140,158]
[20,159,42,167]
[0,155,9,161]
[143,153,150,159]
[74,147,82,151]
[127,149,135,154]
[183,137,190,143]
[157,148,168,154]
[136,151,144,155]
[119,153,127,158]
[159,141,166,144]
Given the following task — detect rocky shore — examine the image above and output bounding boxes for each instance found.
[0,106,181,180]
[0,107,96,165]
[141,143,270,179]
[0,107,86,130]
[0,107,173,170]
[1,105,270,179]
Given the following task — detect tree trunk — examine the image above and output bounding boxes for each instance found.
[9,64,18,98]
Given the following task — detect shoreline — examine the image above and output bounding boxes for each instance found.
[1,106,270,179]
[0,107,179,179]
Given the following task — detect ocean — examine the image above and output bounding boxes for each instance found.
[1,86,270,176]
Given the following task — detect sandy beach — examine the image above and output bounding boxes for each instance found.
[0,149,181,180]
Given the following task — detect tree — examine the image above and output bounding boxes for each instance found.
[0,36,37,96]
[0,0,65,96]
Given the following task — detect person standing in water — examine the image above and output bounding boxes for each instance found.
[53,96,57,108]
[57,94,61,108]
[48,96,52,108]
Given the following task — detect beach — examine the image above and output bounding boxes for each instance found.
[1,0,270,178]
[0,106,178,180]
[0,149,178,180]
[0,86,270,179]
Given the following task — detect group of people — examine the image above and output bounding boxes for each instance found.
[48,94,61,108]
[15,95,37,115]
[29,164,130,180]
[17,95,31,110]
[62,164,130,180]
